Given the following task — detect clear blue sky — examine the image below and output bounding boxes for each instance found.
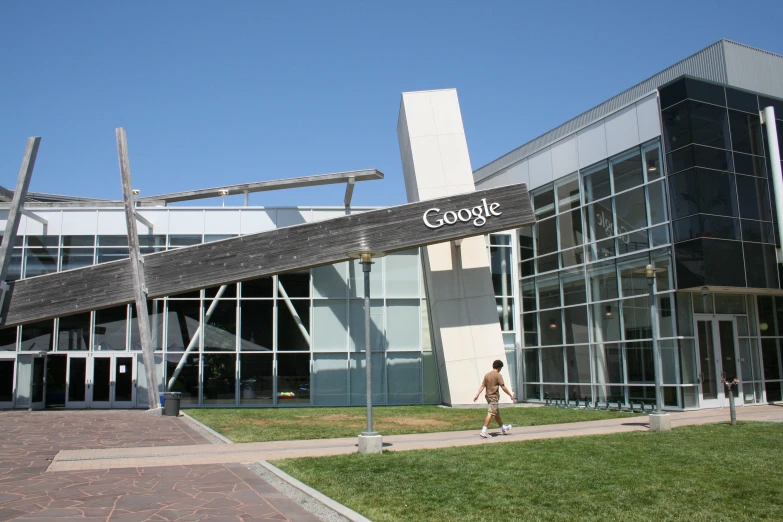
[2,2,782,207]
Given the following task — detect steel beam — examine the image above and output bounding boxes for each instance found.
[343,176,355,207]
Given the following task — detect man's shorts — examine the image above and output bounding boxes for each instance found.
[485,395,500,415]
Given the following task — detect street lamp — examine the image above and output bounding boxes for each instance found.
[348,249,386,454]
[634,262,670,430]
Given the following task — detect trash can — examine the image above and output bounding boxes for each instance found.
[162,392,182,416]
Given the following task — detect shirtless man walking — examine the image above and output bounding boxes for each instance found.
[473,359,515,438]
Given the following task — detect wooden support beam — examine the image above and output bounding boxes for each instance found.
[0,183,534,327]
[137,169,383,204]
[0,185,14,202]
[0,137,41,325]
[116,128,160,409]
[343,176,355,207]
[20,209,48,226]
[134,212,153,231]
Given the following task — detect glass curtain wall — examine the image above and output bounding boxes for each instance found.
[515,141,693,407]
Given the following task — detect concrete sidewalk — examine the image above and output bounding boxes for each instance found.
[50,404,783,472]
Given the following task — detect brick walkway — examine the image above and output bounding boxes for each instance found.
[0,410,320,521]
[47,405,783,472]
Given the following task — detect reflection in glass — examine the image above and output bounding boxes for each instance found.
[313,353,349,405]
[583,162,611,202]
[623,297,652,340]
[166,300,200,352]
[490,246,513,296]
[592,301,621,342]
[563,307,588,344]
[626,341,654,383]
[537,274,560,310]
[614,187,647,232]
[276,353,310,404]
[535,218,557,256]
[203,353,236,404]
[61,249,94,271]
[523,313,538,347]
[611,151,643,193]
[204,301,237,351]
[94,306,127,351]
[387,353,422,404]
[558,209,583,249]
[586,201,614,242]
[533,189,555,219]
[166,354,200,405]
[541,347,564,383]
[736,175,772,221]
[20,320,54,351]
[57,312,91,351]
[24,248,57,277]
[556,176,580,212]
[588,261,618,301]
[539,309,561,346]
[566,345,590,383]
[0,327,16,351]
[729,110,764,155]
[240,353,273,404]
[277,300,310,351]
[561,269,586,306]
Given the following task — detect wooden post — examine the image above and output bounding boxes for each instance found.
[0,137,41,324]
[116,128,160,410]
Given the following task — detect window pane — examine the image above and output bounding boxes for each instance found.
[242,277,273,298]
[736,175,772,221]
[349,299,383,350]
[279,271,310,298]
[566,345,591,383]
[697,169,738,216]
[595,344,624,384]
[62,235,95,247]
[204,301,237,351]
[387,352,422,404]
[536,217,557,256]
[490,247,513,296]
[662,102,691,152]
[592,301,621,342]
[166,300,200,352]
[741,219,775,243]
[561,269,586,306]
[689,101,730,149]
[166,354,199,404]
[558,209,583,249]
[277,353,310,403]
[312,263,348,299]
[96,248,128,264]
[97,235,128,247]
[169,235,202,247]
[539,309,562,346]
[591,238,616,261]
[667,144,734,174]
[387,300,420,350]
[733,152,766,177]
[277,300,310,351]
[521,279,536,311]
[673,215,740,242]
[668,170,699,218]
[57,312,91,351]
[541,347,564,383]
[623,297,652,340]
[611,151,643,193]
[561,246,585,268]
[313,300,348,351]
[20,320,54,351]
[496,297,515,331]
[588,260,618,301]
[61,249,94,271]
[563,306,588,345]
[583,163,611,202]
[350,352,385,405]
[312,353,348,405]
[537,253,559,273]
[203,353,236,405]
[744,243,778,289]
[130,300,164,351]
[586,200,614,242]
[537,274,560,309]
[685,79,726,106]
[523,313,538,347]
[614,187,647,233]
[729,110,764,156]
[24,248,57,277]
[644,146,662,181]
[0,327,17,351]
[385,251,419,297]
[239,353,273,404]
[626,341,655,383]
[556,176,580,212]
[650,224,670,247]
[533,189,555,219]
[423,351,440,403]
[94,306,127,351]
[618,256,648,298]
[524,349,540,382]
[659,79,686,110]
[240,300,273,351]
[617,229,648,256]
[204,284,237,299]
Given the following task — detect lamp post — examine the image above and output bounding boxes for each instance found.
[349,250,386,454]
[635,263,671,431]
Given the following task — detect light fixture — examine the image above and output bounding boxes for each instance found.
[647,159,658,172]
[549,319,558,329]
[605,305,613,318]
[700,286,709,297]
[760,322,769,332]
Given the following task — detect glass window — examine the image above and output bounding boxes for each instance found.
[623,297,652,340]
[277,353,310,404]
[592,300,621,342]
[626,341,655,383]
[733,152,766,177]
[726,88,758,113]
[97,235,128,247]
[387,300,420,350]
[521,279,536,311]
[203,301,237,351]
[61,235,94,247]
[96,248,129,264]
[349,299,383,350]
[558,209,583,250]
[591,238,616,261]
[583,162,611,202]
[588,260,618,301]
[761,339,782,381]
[537,274,560,309]
[239,353,273,404]
[617,229,648,256]
[19,320,52,351]
[491,246,513,296]
[614,187,647,233]
[561,269,586,306]
[595,343,623,385]
[744,243,778,289]
[423,350,440,403]
[684,79,726,106]
[566,345,591,383]
[649,224,670,247]
[350,352,385,405]
[169,235,202,247]
[647,181,667,226]
[736,175,772,221]
[556,176,580,212]
[312,353,348,405]
[659,79,687,110]
[385,251,419,298]
[523,313,538,347]
[689,101,730,150]
[242,277,273,298]
[166,354,199,405]
[524,349,540,382]
[541,347,564,383]
[536,254,559,274]
[203,353,236,405]
[279,271,310,298]
[662,102,691,152]
[94,306,127,351]
[130,300,164,351]
[667,144,733,174]
[6,251,22,281]
[387,352,422,404]
[741,219,775,244]
[496,297,515,331]
[166,300,200,352]
[539,309,562,346]
[24,248,57,277]
[535,217,557,256]
[702,239,746,288]
[204,284,237,299]
[61,248,94,271]
[673,215,740,242]
[611,151,643,193]
[618,256,648,298]
[668,170,699,218]
[533,188,555,219]
[519,227,534,277]
[240,300,273,351]
[0,327,17,351]
[729,110,764,156]
[277,299,310,351]
[586,200,614,242]
[644,146,662,181]
[561,246,584,268]
[57,312,91,351]
[563,307,588,344]
[312,300,348,351]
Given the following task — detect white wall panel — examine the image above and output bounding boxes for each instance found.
[21,211,62,236]
[636,95,662,143]
[60,210,98,236]
[401,91,438,138]
[605,105,640,156]
[276,209,311,228]
[312,209,350,222]
[168,210,205,234]
[137,210,168,235]
[204,210,241,234]
[409,136,447,189]
[550,135,578,181]
[506,160,530,186]
[239,210,276,234]
[577,122,608,168]
[97,210,128,235]
[528,148,554,190]
[430,89,465,135]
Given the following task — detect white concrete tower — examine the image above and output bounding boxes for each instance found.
[397,89,510,406]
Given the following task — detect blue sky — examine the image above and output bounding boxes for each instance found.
[2,2,782,207]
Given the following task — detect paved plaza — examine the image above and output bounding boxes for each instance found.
[0,410,320,522]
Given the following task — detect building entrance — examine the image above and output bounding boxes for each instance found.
[65,354,137,408]
[695,315,743,409]
[0,357,15,408]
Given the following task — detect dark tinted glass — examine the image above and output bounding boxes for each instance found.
[733,152,766,177]
[703,239,746,287]
[726,88,759,113]
[668,170,699,218]
[736,175,772,221]
[685,79,726,106]
[617,229,648,256]
[536,218,558,256]
[689,101,730,149]
[586,200,613,241]
[662,103,690,152]
[744,243,778,289]
[61,235,94,247]
[592,238,616,260]
[583,163,611,202]
[673,215,740,242]
[741,219,775,244]
[729,110,764,155]
[645,147,662,180]
[674,239,705,288]
[558,209,583,250]
[758,96,783,118]
[204,284,237,298]
[667,144,733,174]
[659,79,687,110]
[534,189,555,219]
[278,272,310,298]
[697,170,738,217]
[537,254,558,273]
[611,152,643,193]
[614,187,647,232]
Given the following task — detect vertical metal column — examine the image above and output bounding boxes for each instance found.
[647,264,664,413]
[116,128,160,410]
[0,137,41,322]
[761,107,783,257]
[361,254,376,435]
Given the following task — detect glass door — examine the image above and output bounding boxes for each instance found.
[31,356,46,409]
[695,315,743,408]
[0,357,15,408]
[90,354,135,408]
[65,354,89,408]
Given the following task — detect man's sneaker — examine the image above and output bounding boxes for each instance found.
[479,431,490,438]
[502,424,512,435]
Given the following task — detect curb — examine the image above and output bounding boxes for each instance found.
[256,460,372,522]
[181,412,235,444]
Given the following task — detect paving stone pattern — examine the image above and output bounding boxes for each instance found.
[0,410,319,521]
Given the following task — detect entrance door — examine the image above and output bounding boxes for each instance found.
[91,355,136,408]
[695,315,743,408]
[66,355,89,408]
[0,357,15,408]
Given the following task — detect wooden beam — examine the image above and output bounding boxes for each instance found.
[0,137,41,325]
[0,185,14,202]
[116,128,160,409]
[137,169,383,204]
[20,209,48,226]
[343,177,355,207]
[0,183,534,327]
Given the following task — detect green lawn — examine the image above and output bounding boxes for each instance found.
[185,405,635,443]
[274,422,783,522]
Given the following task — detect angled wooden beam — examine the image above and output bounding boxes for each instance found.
[20,209,48,226]
[137,169,383,204]
[0,183,534,327]
[343,176,355,207]
[0,137,41,325]
[0,185,14,202]
[116,128,160,410]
